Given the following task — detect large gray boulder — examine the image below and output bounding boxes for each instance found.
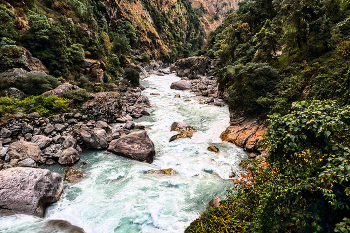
[170,80,192,90]
[6,141,41,166]
[79,128,108,149]
[108,130,155,163]
[0,167,63,217]
[31,135,52,149]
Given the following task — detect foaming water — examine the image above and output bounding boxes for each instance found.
[0,72,247,233]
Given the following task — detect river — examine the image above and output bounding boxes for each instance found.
[0,71,247,233]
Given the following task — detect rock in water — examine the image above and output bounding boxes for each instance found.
[58,147,80,165]
[64,167,84,183]
[170,80,192,90]
[169,122,197,142]
[146,168,177,175]
[108,130,155,163]
[44,220,85,233]
[207,146,219,153]
[79,128,109,149]
[0,167,63,217]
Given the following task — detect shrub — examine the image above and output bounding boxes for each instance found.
[15,73,60,95]
[123,68,140,86]
[141,53,150,62]
[0,96,20,117]
[20,95,70,117]
[63,88,89,108]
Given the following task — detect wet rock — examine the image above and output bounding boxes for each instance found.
[42,82,80,98]
[169,132,194,142]
[207,146,219,153]
[124,120,135,130]
[44,220,85,233]
[0,167,63,217]
[208,197,221,208]
[171,122,196,132]
[79,128,108,149]
[108,130,155,163]
[31,135,52,149]
[146,168,177,175]
[45,159,56,165]
[174,94,180,98]
[58,147,80,165]
[170,80,192,90]
[150,93,160,95]
[7,141,41,166]
[64,167,84,183]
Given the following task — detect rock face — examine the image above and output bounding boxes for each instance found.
[220,112,267,153]
[42,82,80,98]
[172,56,212,79]
[108,130,155,163]
[169,122,197,142]
[0,167,63,217]
[20,48,48,73]
[170,80,192,90]
[6,141,41,167]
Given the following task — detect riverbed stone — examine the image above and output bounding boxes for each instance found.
[7,141,41,165]
[79,128,108,149]
[64,167,84,183]
[207,146,219,153]
[108,130,155,163]
[31,135,52,149]
[0,167,63,217]
[170,80,192,90]
[58,147,80,165]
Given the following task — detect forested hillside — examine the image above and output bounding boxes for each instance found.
[186,0,350,232]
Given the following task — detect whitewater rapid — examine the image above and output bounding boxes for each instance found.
[0,72,247,233]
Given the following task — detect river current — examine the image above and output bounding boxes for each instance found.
[0,72,247,233]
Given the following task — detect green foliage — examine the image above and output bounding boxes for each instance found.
[188,100,350,232]
[67,43,85,64]
[15,73,60,95]
[77,75,89,88]
[141,53,150,62]
[123,68,140,86]
[0,4,17,39]
[106,54,121,79]
[223,63,278,115]
[63,88,89,108]
[0,95,70,118]
[0,37,24,72]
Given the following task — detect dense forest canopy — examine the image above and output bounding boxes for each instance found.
[187,0,350,232]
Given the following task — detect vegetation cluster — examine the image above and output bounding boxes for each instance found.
[187,0,350,232]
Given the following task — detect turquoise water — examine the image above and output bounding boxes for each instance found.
[0,72,247,233]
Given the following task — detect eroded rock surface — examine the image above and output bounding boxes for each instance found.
[0,167,63,217]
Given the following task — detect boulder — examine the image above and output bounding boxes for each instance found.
[44,220,85,233]
[44,124,55,135]
[207,146,219,153]
[124,120,135,130]
[62,136,77,149]
[8,87,25,100]
[58,147,80,165]
[79,128,108,149]
[146,168,177,175]
[0,167,63,217]
[31,135,52,149]
[0,128,12,138]
[17,158,37,167]
[42,82,80,98]
[95,121,112,134]
[20,48,48,72]
[6,141,41,166]
[170,80,192,90]
[64,167,84,183]
[108,130,155,163]
[169,122,197,142]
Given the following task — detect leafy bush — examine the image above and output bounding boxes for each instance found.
[0,95,70,118]
[0,38,24,73]
[141,53,150,62]
[188,100,350,232]
[15,73,60,95]
[123,68,140,86]
[63,88,89,108]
